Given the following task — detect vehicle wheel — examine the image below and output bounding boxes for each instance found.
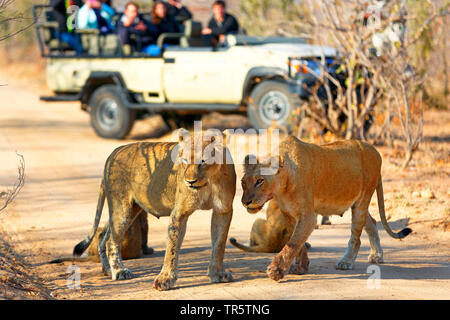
[247,80,300,132]
[89,85,135,139]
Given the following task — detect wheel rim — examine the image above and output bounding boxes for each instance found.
[96,98,119,131]
[258,91,290,126]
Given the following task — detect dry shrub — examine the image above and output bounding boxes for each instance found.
[0,153,25,213]
[289,0,449,168]
[0,233,53,300]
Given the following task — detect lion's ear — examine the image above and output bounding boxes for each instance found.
[244,154,258,170]
[258,155,283,175]
[177,128,190,143]
[278,155,284,168]
[222,129,229,148]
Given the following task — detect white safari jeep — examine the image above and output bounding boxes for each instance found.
[35,5,337,139]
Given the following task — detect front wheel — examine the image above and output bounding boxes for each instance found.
[89,85,136,139]
[247,80,300,132]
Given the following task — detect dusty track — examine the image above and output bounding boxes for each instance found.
[0,77,449,299]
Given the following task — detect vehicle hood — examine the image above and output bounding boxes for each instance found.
[251,43,337,58]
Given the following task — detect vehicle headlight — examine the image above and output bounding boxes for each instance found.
[288,59,309,78]
[288,58,335,78]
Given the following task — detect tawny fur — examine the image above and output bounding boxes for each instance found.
[229,199,310,275]
[230,200,294,253]
[241,136,411,282]
[49,213,152,263]
[73,132,236,291]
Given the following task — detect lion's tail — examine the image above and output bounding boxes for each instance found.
[229,237,274,253]
[48,256,93,264]
[376,176,412,239]
[73,179,106,256]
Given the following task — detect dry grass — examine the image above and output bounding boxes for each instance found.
[0,232,53,300]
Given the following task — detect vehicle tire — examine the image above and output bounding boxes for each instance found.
[247,80,300,132]
[89,85,136,139]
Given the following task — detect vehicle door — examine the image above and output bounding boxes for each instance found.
[162,47,241,104]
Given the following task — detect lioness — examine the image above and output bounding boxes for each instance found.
[50,213,152,263]
[230,200,294,253]
[73,130,236,291]
[230,199,310,275]
[241,136,411,281]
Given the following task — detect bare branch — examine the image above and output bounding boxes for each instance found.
[0,0,36,42]
[0,153,25,212]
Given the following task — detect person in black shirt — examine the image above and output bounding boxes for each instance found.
[149,0,180,46]
[166,0,192,25]
[151,1,180,35]
[49,0,83,54]
[202,0,239,45]
[117,1,158,51]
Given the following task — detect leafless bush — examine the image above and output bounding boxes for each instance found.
[0,153,25,212]
[298,0,448,167]
[237,0,311,37]
[0,0,36,42]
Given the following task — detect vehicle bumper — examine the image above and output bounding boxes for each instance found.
[287,77,316,100]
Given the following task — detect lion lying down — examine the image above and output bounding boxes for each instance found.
[49,213,152,263]
[230,200,295,253]
[230,199,310,274]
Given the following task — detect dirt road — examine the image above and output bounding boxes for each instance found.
[0,77,449,300]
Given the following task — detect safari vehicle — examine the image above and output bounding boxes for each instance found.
[34,4,338,139]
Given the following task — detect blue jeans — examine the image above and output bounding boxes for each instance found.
[56,31,83,55]
[141,44,168,56]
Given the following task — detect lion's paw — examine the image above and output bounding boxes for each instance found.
[368,254,384,264]
[209,270,233,283]
[143,246,154,255]
[113,268,133,280]
[102,266,111,276]
[289,263,309,275]
[153,273,176,291]
[267,263,285,281]
[335,260,354,270]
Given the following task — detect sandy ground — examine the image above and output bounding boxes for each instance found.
[0,74,449,300]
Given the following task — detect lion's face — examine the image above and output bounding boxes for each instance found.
[177,130,225,190]
[241,155,284,214]
[180,157,220,190]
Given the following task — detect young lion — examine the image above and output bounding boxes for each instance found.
[230,199,310,275]
[73,130,236,291]
[241,136,411,281]
[49,213,152,263]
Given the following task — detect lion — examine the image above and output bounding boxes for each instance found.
[241,135,411,281]
[229,199,310,275]
[49,213,152,263]
[73,130,236,291]
[230,200,295,253]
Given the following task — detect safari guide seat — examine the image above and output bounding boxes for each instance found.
[35,5,121,57]
[37,6,72,53]
[180,20,212,48]
[79,29,121,56]
[156,20,211,49]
